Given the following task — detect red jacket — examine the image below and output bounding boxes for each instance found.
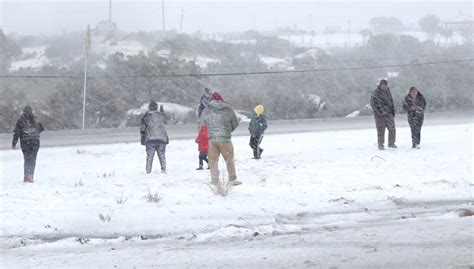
[195,125,209,153]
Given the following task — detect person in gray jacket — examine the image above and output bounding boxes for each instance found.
[141,101,168,173]
[204,92,241,185]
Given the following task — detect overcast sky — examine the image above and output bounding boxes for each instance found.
[1,1,472,35]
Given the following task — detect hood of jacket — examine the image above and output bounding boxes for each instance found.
[208,100,231,111]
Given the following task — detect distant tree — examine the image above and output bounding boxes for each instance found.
[367,33,399,56]
[0,89,28,132]
[0,30,22,73]
[369,17,405,33]
[254,37,294,58]
[419,14,441,40]
[323,25,342,35]
[439,26,454,45]
[457,24,473,45]
[359,29,373,44]
[44,33,83,64]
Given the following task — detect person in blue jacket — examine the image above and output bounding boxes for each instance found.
[248,105,268,159]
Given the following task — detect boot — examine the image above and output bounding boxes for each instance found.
[196,166,203,170]
[388,144,398,149]
[230,180,242,186]
[378,144,385,150]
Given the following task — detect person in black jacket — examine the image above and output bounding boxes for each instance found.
[11,106,44,183]
[370,79,397,150]
[402,87,427,149]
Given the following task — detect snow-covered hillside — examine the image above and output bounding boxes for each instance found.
[0,123,472,267]
[9,46,50,71]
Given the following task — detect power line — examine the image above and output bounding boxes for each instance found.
[0,58,472,79]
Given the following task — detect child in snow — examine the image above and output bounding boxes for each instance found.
[195,124,209,170]
[248,105,268,159]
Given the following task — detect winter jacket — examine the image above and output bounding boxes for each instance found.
[203,100,239,143]
[249,114,268,136]
[402,92,426,118]
[140,107,169,144]
[195,125,209,153]
[370,87,395,117]
[12,114,44,146]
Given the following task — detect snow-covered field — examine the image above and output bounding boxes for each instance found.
[0,123,472,268]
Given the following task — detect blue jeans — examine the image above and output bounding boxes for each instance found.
[146,140,167,172]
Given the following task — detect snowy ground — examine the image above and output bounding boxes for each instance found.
[0,123,473,268]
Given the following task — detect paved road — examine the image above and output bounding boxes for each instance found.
[0,111,472,149]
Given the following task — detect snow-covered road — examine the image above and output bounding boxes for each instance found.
[0,111,471,149]
[0,122,472,268]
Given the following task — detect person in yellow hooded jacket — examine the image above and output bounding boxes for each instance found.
[248,105,268,159]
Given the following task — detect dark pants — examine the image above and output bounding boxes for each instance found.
[146,140,167,173]
[199,152,208,167]
[374,114,396,146]
[21,139,40,181]
[249,135,264,158]
[408,114,424,146]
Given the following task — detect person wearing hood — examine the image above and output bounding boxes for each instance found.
[11,106,44,183]
[140,101,169,173]
[402,87,427,149]
[195,124,209,170]
[204,92,241,185]
[248,105,268,159]
[196,87,212,126]
[370,79,397,150]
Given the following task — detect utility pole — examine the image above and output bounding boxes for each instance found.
[180,8,184,33]
[308,14,312,32]
[82,24,91,130]
[109,0,112,23]
[162,0,166,36]
[348,20,352,47]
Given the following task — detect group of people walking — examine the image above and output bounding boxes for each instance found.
[10,80,425,184]
[370,79,427,150]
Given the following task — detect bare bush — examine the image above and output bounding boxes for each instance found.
[98,212,112,223]
[97,172,115,178]
[115,192,129,204]
[144,189,163,203]
[208,174,233,197]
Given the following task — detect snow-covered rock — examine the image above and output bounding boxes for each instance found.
[346,110,360,118]
[303,94,327,112]
[235,110,251,123]
[126,102,195,126]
